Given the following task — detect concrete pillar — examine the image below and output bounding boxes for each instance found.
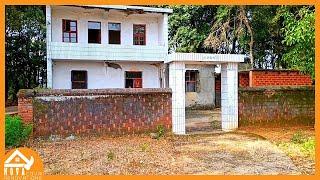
[169,61,186,134]
[46,5,53,88]
[221,62,238,131]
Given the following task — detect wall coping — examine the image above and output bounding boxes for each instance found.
[239,69,306,73]
[18,88,172,98]
[239,86,314,92]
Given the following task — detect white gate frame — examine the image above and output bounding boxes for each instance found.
[166,53,245,134]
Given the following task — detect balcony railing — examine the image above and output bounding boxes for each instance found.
[48,42,167,61]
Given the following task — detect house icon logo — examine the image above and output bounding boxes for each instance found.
[2,148,43,180]
[4,149,34,175]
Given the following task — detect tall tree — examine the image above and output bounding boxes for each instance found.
[277,6,315,78]
[5,6,46,104]
[168,5,217,53]
[204,5,253,61]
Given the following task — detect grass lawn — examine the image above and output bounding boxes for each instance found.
[238,126,315,175]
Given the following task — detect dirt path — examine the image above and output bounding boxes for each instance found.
[31,133,300,175]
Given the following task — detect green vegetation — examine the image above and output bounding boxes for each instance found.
[5,115,33,147]
[5,6,46,104]
[155,125,165,140]
[168,5,314,78]
[278,131,315,160]
[107,151,115,161]
[140,142,150,152]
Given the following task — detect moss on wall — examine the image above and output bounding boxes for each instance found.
[239,86,315,127]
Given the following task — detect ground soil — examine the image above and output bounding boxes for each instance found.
[31,132,300,175]
[238,126,315,175]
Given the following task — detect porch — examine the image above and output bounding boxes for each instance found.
[167,53,245,134]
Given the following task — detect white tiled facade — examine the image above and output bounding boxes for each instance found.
[167,55,244,133]
[169,62,186,134]
[46,5,170,88]
[221,63,239,131]
[46,5,245,134]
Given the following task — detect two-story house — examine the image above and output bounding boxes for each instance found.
[46,5,172,89]
[46,5,245,134]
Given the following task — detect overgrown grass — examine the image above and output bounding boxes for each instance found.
[107,151,115,161]
[5,115,33,148]
[277,131,315,160]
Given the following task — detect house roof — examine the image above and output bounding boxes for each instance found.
[70,5,173,14]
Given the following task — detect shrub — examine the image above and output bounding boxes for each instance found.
[140,142,150,152]
[291,131,306,144]
[5,115,33,147]
[156,125,165,140]
[106,151,115,161]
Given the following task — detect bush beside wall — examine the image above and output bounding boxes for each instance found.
[239,86,315,127]
[5,115,32,147]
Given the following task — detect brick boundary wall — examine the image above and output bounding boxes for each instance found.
[239,86,315,127]
[18,88,172,137]
[239,71,250,87]
[249,70,313,87]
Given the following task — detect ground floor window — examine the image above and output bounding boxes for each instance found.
[125,71,142,88]
[185,70,199,92]
[71,70,87,89]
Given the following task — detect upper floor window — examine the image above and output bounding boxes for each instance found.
[71,70,87,89]
[125,71,142,88]
[133,24,146,45]
[185,70,199,92]
[88,21,101,44]
[62,19,77,43]
[108,23,121,44]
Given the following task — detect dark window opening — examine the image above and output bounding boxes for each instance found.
[133,24,146,45]
[108,23,121,44]
[71,70,87,89]
[125,71,142,88]
[88,21,101,44]
[62,19,77,43]
[185,70,199,92]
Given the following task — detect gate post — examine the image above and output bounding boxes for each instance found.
[221,62,238,131]
[169,61,186,134]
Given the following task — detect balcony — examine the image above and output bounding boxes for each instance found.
[48,42,167,61]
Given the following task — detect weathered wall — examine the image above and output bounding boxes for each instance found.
[239,86,315,127]
[53,61,162,89]
[185,64,215,109]
[239,71,249,87]
[18,89,172,137]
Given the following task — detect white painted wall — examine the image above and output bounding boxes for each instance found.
[52,61,161,89]
[51,6,164,46]
[185,64,215,108]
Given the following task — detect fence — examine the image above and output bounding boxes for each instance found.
[238,86,315,126]
[18,88,172,137]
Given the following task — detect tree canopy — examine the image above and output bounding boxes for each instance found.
[170,5,315,77]
[5,6,46,104]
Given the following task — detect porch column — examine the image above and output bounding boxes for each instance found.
[169,61,186,134]
[46,5,53,88]
[221,62,238,131]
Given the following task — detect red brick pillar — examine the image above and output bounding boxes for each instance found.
[18,97,33,124]
[249,70,253,87]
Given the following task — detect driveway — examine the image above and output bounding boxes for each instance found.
[186,109,221,133]
[32,132,300,175]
